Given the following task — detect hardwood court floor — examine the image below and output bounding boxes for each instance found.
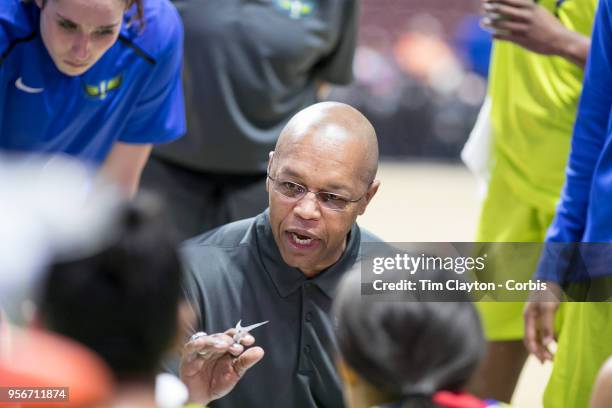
[358,161,552,408]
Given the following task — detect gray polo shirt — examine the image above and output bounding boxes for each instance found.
[179,210,378,408]
[153,0,359,173]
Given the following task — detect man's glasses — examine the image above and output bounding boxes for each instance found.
[267,173,367,211]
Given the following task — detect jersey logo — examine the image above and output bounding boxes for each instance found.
[15,77,44,94]
[83,74,123,100]
[274,0,316,19]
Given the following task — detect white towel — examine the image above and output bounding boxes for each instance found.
[461,96,493,199]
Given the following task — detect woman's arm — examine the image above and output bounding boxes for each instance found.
[99,142,152,198]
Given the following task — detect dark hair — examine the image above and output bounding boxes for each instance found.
[334,269,485,408]
[38,194,182,381]
[36,0,145,28]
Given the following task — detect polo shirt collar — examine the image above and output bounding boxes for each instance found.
[255,210,361,299]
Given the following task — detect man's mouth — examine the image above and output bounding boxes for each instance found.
[286,230,320,250]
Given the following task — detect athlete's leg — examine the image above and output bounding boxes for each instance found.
[469,339,529,402]
[468,167,554,402]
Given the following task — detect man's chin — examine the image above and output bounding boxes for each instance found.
[279,250,316,272]
[281,252,309,268]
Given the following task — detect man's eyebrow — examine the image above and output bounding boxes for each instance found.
[56,13,121,29]
[278,168,352,194]
[323,182,352,193]
[277,168,301,179]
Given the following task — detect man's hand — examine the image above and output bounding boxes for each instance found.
[180,329,264,405]
[523,281,562,363]
[481,0,590,66]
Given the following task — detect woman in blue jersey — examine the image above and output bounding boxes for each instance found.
[0,0,185,196]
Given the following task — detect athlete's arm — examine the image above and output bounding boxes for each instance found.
[99,142,152,198]
[482,0,590,67]
[525,0,612,362]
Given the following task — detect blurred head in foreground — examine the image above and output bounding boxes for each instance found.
[0,325,114,408]
[37,194,184,384]
[0,154,122,407]
[334,270,485,408]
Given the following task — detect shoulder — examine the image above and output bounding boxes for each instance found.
[358,226,383,243]
[121,0,183,61]
[184,217,257,249]
[179,217,261,294]
[0,0,37,53]
[180,216,258,268]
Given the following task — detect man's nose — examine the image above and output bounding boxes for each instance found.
[293,192,321,220]
[71,33,90,61]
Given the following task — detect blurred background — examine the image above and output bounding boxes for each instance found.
[332,0,490,161]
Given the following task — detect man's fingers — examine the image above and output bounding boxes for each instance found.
[539,303,557,361]
[487,19,530,34]
[223,328,256,346]
[233,347,265,378]
[181,354,205,377]
[184,333,234,358]
[524,301,558,363]
[228,343,245,357]
[483,3,531,22]
[524,303,540,356]
[239,334,255,346]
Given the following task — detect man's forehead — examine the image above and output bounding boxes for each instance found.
[278,124,359,162]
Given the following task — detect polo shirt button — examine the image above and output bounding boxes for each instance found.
[304,345,311,354]
[305,312,313,322]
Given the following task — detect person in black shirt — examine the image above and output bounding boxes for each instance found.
[178,102,381,408]
[141,0,360,239]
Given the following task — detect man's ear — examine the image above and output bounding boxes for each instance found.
[266,151,275,193]
[267,151,274,173]
[358,179,380,216]
[35,0,44,9]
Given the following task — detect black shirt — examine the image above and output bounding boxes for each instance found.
[180,210,379,407]
[154,0,359,173]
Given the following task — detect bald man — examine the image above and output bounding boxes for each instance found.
[177,102,381,408]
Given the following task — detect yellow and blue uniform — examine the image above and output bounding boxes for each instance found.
[535,1,612,406]
[0,0,186,165]
[477,0,597,341]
